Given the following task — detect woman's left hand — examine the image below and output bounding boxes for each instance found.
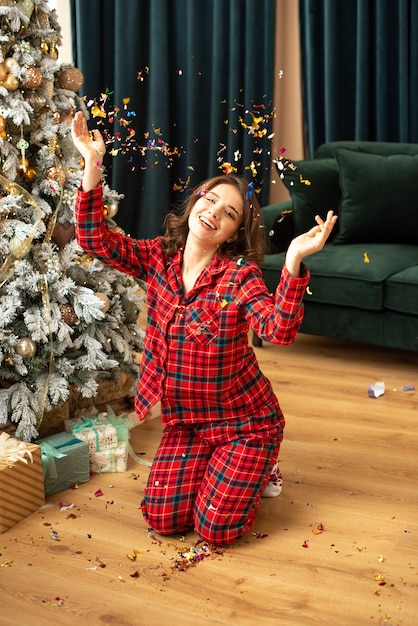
[285,210,338,277]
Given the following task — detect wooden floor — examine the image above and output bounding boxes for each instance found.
[1,333,417,625]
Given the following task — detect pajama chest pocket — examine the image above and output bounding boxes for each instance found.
[185,308,219,345]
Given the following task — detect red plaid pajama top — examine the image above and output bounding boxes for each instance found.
[74,183,310,428]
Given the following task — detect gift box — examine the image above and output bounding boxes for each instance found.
[105,405,151,468]
[36,432,90,496]
[0,435,45,534]
[90,442,128,473]
[64,414,118,453]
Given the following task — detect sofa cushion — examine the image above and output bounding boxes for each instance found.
[275,158,340,236]
[385,265,418,315]
[333,149,418,245]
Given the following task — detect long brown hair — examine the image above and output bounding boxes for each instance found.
[161,175,265,264]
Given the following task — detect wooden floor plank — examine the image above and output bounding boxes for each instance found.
[1,333,417,625]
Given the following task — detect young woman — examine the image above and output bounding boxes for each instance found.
[71,111,337,546]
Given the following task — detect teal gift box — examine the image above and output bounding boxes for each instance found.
[36,432,90,496]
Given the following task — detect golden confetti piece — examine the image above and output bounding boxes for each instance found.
[306,286,313,295]
[1,562,12,567]
[363,252,370,263]
[219,299,228,308]
[378,555,384,562]
[374,574,386,586]
[91,105,106,118]
[299,174,311,185]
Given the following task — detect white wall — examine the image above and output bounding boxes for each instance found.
[49,0,73,64]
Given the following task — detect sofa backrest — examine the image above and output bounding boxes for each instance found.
[315,140,418,159]
[274,140,418,246]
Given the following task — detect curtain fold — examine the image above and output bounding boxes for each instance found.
[70,0,276,238]
[299,0,418,157]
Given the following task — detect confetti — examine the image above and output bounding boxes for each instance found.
[85,73,276,194]
[374,574,387,586]
[94,489,104,497]
[171,540,226,572]
[368,381,385,398]
[363,252,370,263]
[219,162,237,175]
[312,522,324,535]
[299,174,311,185]
[59,502,74,511]
[126,549,142,561]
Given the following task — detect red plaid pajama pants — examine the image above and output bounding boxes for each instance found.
[141,414,282,546]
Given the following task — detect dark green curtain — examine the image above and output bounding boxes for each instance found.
[299,0,418,157]
[70,0,276,238]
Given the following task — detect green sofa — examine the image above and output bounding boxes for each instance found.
[258,140,418,351]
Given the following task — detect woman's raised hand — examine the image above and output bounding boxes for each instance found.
[285,210,338,277]
[71,111,106,192]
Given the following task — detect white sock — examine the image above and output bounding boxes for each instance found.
[261,462,283,498]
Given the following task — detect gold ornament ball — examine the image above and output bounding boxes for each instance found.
[95,292,111,313]
[0,115,5,132]
[0,64,7,82]
[45,165,66,186]
[40,39,49,55]
[4,57,19,72]
[59,303,78,325]
[3,74,19,91]
[15,337,37,359]
[23,166,37,182]
[57,67,84,92]
[23,66,43,89]
[76,253,93,267]
[104,201,119,218]
[26,91,46,112]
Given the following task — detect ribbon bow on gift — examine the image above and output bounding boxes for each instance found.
[39,441,67,480]
[105,405,151,467]
[0,432,33,468]
[71,416,101,433]
[72,416,101,449]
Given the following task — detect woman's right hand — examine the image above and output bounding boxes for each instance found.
[71,111,106,191]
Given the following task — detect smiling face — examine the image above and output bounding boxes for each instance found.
[187,183,244,249]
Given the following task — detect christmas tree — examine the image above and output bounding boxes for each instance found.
[0,0,145,441]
